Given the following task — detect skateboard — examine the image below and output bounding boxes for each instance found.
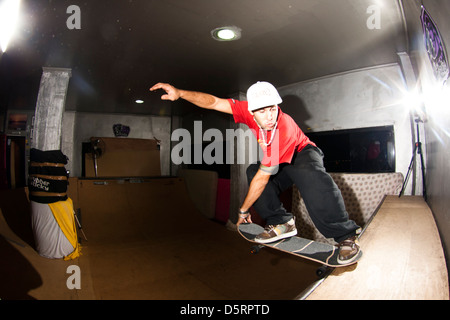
[238,223,362,277]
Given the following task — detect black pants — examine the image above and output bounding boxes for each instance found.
[246,145,360,243]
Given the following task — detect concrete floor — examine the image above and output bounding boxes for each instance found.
[0,178,320,300]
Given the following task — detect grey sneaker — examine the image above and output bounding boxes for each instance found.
[254,218,297,244]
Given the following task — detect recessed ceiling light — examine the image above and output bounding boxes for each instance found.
[135,99,144,104]
[211,26,241,41]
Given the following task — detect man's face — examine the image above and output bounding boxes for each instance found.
[251,105,278,130]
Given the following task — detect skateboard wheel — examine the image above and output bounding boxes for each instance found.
[251,245,262,254]
[316,265,329,278]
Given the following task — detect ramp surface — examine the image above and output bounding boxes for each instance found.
[1,178,319,300]
[305,196,449,300]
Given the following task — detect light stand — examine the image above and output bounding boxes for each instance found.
[399,118,427,200]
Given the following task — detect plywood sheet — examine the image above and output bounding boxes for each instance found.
[84,137,160,177]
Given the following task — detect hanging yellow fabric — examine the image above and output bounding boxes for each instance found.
[48,198,81,260]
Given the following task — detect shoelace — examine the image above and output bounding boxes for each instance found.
[338,238,359,250]
[264,225,285,235]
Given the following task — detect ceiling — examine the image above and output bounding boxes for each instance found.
[0,0,408,116]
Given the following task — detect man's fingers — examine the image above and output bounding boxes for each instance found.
[150,83,172,100]
[150,83,179,101]
[149,82,168,92]
[149,84,161,91]
[236,214,251,227]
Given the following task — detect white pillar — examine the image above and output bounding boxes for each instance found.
[32,67,72,151]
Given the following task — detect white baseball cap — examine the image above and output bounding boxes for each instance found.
[246,81,283,112]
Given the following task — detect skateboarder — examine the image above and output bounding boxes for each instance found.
[150,81,361,263]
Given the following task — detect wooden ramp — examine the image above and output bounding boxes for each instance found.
[305,196,449,300]
[1,178,319,300]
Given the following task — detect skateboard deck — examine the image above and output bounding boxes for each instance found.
[238,223,362,268]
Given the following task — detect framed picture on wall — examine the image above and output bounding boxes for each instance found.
[421,5,449,85]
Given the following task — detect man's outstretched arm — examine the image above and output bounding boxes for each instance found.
[150,83,233,114]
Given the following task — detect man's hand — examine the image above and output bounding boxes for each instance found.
[150,83,181,101]
[236,212,252,226]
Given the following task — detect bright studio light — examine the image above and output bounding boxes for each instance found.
[0,0,21,52]
[402,83,450,121]
[403,89,424,113]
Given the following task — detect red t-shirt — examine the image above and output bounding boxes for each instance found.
[228,99,315,167]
